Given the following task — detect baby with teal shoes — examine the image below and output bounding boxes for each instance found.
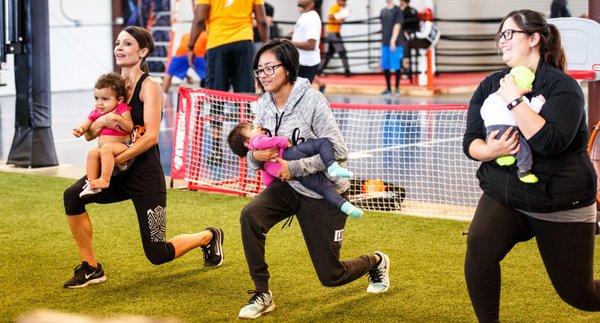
[480,66,546,184]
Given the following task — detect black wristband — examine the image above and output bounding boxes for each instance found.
[507,96,524,110]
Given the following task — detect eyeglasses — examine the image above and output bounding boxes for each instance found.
[496,29,531,42]
[253,64,283,77]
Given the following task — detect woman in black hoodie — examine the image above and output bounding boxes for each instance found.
[463,9,600,322]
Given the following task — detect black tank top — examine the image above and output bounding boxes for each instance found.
[122,74,166,196]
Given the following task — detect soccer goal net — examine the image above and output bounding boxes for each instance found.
[171,87,482,220]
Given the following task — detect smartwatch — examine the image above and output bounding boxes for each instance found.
[507,96,524,110]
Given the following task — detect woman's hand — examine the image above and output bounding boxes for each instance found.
[114,154,125,166]
[498,74,530,103]
[275,157,292,180]
[485,127,520,159]
[252,148,279,162]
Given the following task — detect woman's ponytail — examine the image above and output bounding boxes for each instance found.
[141,58,150,74]
[500,10,567,72]
[542,24,567,72]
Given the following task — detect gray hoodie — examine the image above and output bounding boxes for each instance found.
[247,77,350,198]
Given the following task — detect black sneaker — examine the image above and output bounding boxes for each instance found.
[63,261,106,289]
[202,227,224,266]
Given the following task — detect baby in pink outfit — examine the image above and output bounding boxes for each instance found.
[73,73,133,197]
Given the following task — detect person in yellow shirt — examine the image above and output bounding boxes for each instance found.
[188,0,269,93]
[188,0,269,164]
[318,0,351,76]
[162,31,208,93]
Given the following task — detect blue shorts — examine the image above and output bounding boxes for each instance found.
[167,56,206,79]
[380,45,403,71]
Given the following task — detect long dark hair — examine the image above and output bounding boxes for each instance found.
[253,39,300,92]
[498,10,566,71]
[122,26,155,74]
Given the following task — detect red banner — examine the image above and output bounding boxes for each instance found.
[170,87,192,180]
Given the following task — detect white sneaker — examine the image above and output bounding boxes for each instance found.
[79,180,101,198]
[238,290,275,319]
[367,251,390,293]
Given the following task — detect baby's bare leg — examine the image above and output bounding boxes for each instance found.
[91,143,129,189]
[86,148,101,181]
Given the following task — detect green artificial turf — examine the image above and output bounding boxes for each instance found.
[1,172,599,322]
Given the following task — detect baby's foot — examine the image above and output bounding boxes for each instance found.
[496,155,516,166]
[91,178,110,189]
[328,162,354,178]
[341,201,363,219]
[518,171,539,184]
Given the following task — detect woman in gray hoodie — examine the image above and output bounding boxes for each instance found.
[236,39,390,319]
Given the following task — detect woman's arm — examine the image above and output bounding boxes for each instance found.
[286,94,347,178]
[114,78,163,165]
[500,75,585,155]
[464,74,520,161]
[497,74,544,139]
[468,129,520,162]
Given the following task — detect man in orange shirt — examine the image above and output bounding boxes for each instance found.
[318,0,351,76]
[188,0,269,93]
[162,31,208,93]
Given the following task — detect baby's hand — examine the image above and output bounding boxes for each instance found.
[103,112,119,123]
[287,139,293,148]
[73,127,84,137]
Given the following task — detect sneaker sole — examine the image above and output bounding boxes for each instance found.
[239,303,275,319]
[66,275,106,289]
[79,188,102,198]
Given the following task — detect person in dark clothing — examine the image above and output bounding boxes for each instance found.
[62,26,224,289]
[550,0,571,18]
[399,0,419,73]
[463,10,600,322]
[237,39,390,319]
[379,0,404,95]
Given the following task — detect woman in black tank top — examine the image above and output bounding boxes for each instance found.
[62,26,224,289]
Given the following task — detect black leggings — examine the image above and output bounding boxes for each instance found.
[465,193,600,322]
[64,176,175,265]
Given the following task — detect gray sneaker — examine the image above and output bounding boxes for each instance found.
[367,251,390,293]
[238,290,275,319]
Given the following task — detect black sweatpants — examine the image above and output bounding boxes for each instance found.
[240,180,377,292]
[205,40,255,93]
[64,176,175,265]
[465,193,600,322]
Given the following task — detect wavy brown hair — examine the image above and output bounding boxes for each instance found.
[95,73,127,99]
